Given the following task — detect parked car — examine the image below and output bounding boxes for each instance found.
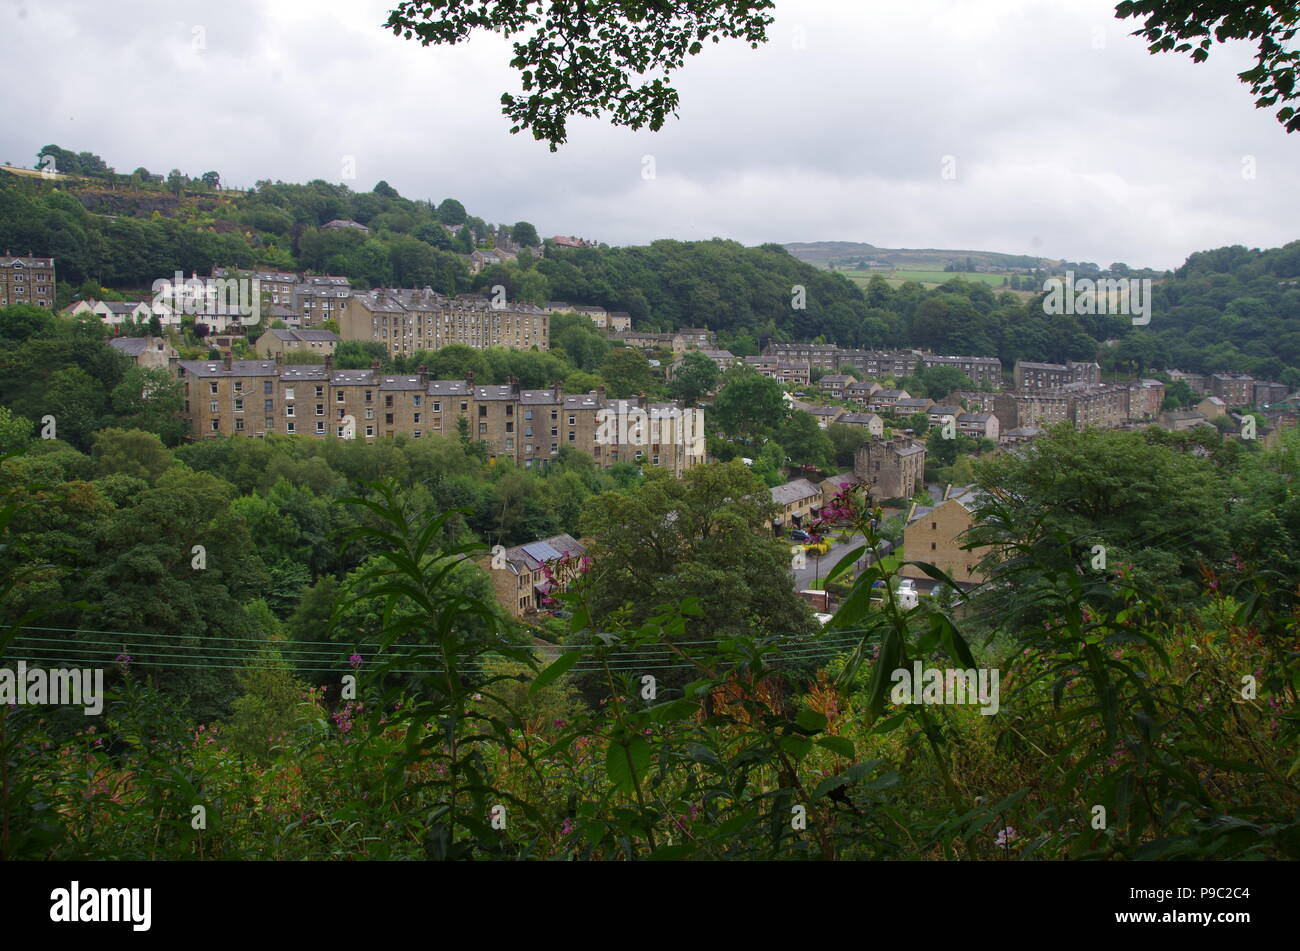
[789,529,810,541]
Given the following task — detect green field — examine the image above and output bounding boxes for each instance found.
[835,268,1015,289]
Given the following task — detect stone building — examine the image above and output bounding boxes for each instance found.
[1209,373,1255,408]
[900,486,989,587]
[1013,360,1101,390]
[479,534,587,618]
[176,359,702,473]
[0,252,56,308]
[339,289,549,356]
[920,353,1003,389]
[854,435,926,501]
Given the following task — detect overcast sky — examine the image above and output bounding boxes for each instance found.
[2,0,1295,270]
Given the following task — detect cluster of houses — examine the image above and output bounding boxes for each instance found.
[765,347,1298,446]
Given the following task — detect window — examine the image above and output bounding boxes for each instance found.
[315,386,323,398]
[551,443,558,453]
[932,522,937,530]
[414,413,421,424]
[211,419,220,431]
[551,410,557,421]
[385,395,393,408]
[315,404,324,416]
[286,405,295,417]
[479,423,488,435]
[285,387,295,401]
[385,414,393,425]
[568,432,576,442]
[286,421,296,433]
[432,401,441,412]
[505,405,513,416]
[316,422,325,434]
[233,398,244,413]
[524,410,533,420]
[460,401,468,412]
[210,400,219,413]
[365,408,374,420]
[234,382,243,393]
[235,418,245,432]
[479,406,487,417]
[568,415,576,426]
[551,427,558,437]
[413,431,421,438]
[365,390,373,402]
[931,542,937,551]
[366,425,375,437]
[413,395,422,407]
[505,438,514,450]
[337,391,345,402]
[263,381,273,394]
[209,382,219,395]
[524,427,533,438]
[506,421,513,433]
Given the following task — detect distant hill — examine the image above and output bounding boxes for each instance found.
[784,241,1053,271]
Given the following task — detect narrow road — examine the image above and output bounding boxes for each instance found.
[789,532,895,591]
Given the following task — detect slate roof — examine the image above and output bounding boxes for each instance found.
[770,478,822,506]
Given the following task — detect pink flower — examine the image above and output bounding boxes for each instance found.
[560,818,574,836]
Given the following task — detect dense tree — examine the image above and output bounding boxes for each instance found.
[578,461,817,686]
[669,351,720,406]
[510,221,540,247]
[972,426,1232,598]
[599,347,653,399]
[711,367,787,439]
[774,411,834,469]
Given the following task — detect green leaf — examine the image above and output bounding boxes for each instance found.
[816,735,855,758]
[605,735,650,794]
[870,713,908,735]
[811,772,853,801]
[795,707,828,734]
[645,698,698,723]
[778,734,812,759]
[529,649,580,695]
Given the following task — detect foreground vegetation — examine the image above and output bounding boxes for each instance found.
[1,424,1296,860]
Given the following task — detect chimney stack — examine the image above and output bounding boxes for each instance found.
[223,354,232,371]
[324,354,333,372]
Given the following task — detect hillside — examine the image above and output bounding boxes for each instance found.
[783,241,1052,271]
